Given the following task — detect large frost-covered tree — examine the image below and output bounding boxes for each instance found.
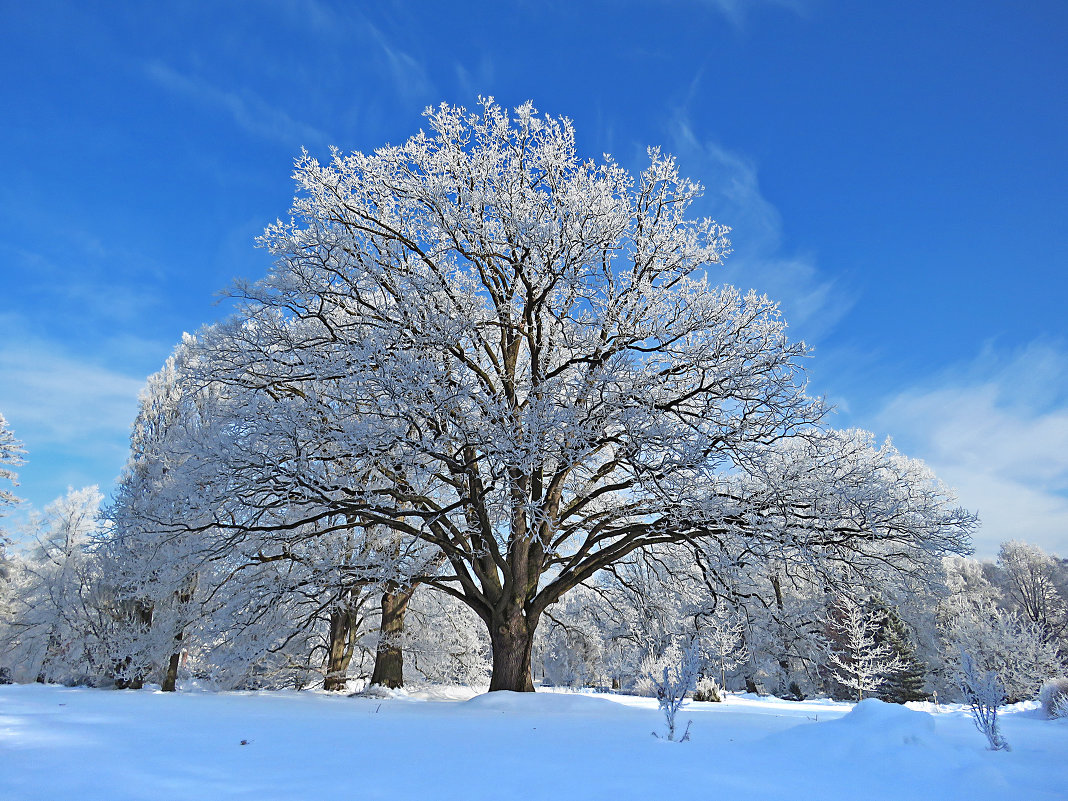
[995,541,1067,645]
[169,99,975,692]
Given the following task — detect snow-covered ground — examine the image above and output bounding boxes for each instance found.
[1,684,1065,800]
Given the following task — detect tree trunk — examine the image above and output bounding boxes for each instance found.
[162,651,180,692]
[370,587,413,689]
[162,578,196,692]
[488,608,537,692]
[770,574,791,694]
[323,608,353,691]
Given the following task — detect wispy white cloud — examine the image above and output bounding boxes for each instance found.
[0,319,144,448]
[144,61,331,150]
[873,341,1068,558]
[454,55,496,103]
[693,0,810,28]
[0,313,151,523]
[266,0,434,107]
[360,18,434,105]
[667,113,853,342]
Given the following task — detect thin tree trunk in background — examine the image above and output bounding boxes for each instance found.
[770,574,791,694]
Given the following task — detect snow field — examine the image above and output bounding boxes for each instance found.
[1,684,1065,801]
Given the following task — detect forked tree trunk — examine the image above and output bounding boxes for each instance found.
[370,586,414,689]
[488,608,537,692]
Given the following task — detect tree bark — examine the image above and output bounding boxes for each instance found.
[323,608,354,691]
[488,608,537,692]
[770,574,791,694]
[370,586,413,689]
[162,651,181,693]
[162,577,196,692]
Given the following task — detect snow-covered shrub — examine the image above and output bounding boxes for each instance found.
[1038,677,1068,719]
[633,654,662,698]
[358,683,398,699]
[693,677,721,702]
[959,650,1010,751]
[650,640,701,741]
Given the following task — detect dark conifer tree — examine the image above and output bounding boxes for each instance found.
[877,604,929,703]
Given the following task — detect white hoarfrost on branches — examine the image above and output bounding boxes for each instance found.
[650,638,701,742]
[825,595,903,702]
[2,486,104,684]
[940,556,1064,704]
[103,341,440,691]
[723,429,976,584]
[703,615,748,691]
[996,541,1067,643]
[0,412,25,520]
[958,650,1011,751]
[129,98,975,693]
[1038,677,1068,719]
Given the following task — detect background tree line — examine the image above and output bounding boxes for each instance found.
[1,410,1066,702]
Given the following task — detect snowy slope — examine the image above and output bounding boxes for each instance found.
[1,684,1064,801]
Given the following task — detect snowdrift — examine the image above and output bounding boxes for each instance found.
[462,690,630,715]
[762,697,940,755]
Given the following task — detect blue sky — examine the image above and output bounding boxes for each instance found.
[1,0,1065,556]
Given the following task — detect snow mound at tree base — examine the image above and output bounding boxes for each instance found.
[837,698,938,743]
[462,690,629,715]
[764,698,940,756]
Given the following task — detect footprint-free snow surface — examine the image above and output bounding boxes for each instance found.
[1,684,1065,800]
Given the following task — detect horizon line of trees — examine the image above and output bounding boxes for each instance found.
[3,414,1065,703]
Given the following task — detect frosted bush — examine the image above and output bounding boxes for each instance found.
[959,650,1010,751]
[1038,677,1068,719]
[693,677,722,702]
[650,640,701,742]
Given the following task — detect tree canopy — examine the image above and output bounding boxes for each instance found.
[124,99,975,691]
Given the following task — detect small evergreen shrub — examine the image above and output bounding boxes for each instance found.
[786,681,806,701]
[693,677,722,702]
[1038,677,1068,719]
